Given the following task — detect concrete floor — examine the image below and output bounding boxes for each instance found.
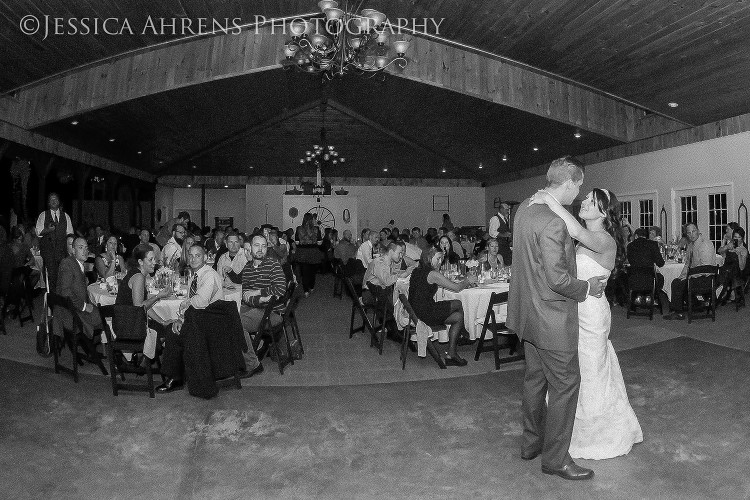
[1,274,749,499]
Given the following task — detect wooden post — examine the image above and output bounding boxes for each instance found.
[201,184,206,229]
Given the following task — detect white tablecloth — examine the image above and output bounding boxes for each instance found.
[658,255,723,300]
[437,281,510,340]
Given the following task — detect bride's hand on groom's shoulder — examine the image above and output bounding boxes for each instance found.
[528,190,550,206]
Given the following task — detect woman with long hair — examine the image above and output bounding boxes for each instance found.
[408,247,476,366]
[437,235,461,267]
[530,187,642,460]
[95,235,127,279]
[177,235,196,276]
[118,244,173,326]
[477,237,505,272]
[295,212,323,296]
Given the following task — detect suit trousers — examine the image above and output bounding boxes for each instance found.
[521,340,580,469]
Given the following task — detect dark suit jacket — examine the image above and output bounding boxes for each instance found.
[506,199,589,352]
[54,256,101,339]
[627,237,664,270]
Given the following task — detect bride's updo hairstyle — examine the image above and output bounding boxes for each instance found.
[592,188,627,269]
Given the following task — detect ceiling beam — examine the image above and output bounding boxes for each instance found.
[325,99,477,179]
[0,25,686,143]
[155,99,325,175]
[0,119,155,182]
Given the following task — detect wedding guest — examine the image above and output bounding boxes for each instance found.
[478,237,505,271]
[177,235,196,276]
[333,229,358,265]
[156,211,190,248]
[95,236,126,280]
[295,213,323,297]
[35,192,72,291]
[162,224,186,267]
[204,229,228,265]
[437,235,461,266]
[55,237,104,340]
[266,229,289,265]
[442,213,455,231]
[216,233,247,286]
[139,228,162,266]
[356,229,379,270]
[117,244,172,334]
[157,244,224,393]
[664,223,717,320]
[488,202,512,265]
[408,247,475,366]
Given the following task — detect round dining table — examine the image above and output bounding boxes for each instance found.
[657,254,723,300]
[436,281,510,340]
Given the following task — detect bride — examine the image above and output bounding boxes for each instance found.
[531,187,643,460]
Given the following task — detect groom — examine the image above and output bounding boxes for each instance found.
[506,156,607,481]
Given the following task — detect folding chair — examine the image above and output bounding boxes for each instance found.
[398,293,447,370]
[473,291,523,368]
[686,265,719,323]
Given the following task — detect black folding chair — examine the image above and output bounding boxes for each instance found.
[398,293,447,370]
[47,292,107,383]
[5,267,35,327]
[687,265,719,323]
[99,304,161,398]
[366,283,394,355]
[342,275,377,341]
[332,259,344,299]
[474,291,523,368]
[627,266,662,320]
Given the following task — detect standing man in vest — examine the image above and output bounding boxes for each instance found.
[489,202,513,265]
[35,193,72,291]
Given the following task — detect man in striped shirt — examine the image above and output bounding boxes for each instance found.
[240,233,288,344]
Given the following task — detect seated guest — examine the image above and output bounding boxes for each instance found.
[55,238,104,340]
[425,227,438,246]
[400,228,411,241]
[239,234,287,374]
[88,225,106,254]
[409,247,476,366]
[404,236,423,267]
[363,240,414,292]
[626,227,667,303]
[66,234,75,257]
[177,235,196,276]
[675,225,689,251]
[446,230,466,259]
[717,222,742,257]
[357,229,379,270]
[664,223,717,320]
[156,211,190,247]
[378,227,390,246]
[162,223,186,268]
[139,228,162,266]
[158,244,224,393]
[116,244,173,341]
[217,233,247,286]
[478,237,505,271]
[266,229,289,265]
[95,235,126,280]
[437,235,461,266]
[333,229,358,265]
[204,229,228,264]
[122,226,141,260]
[717,227,749,304]
[10,227,40,287]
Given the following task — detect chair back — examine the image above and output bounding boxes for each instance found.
[112,304,148,341]
[398,293,419,325]
[367,283,392,303]
[628,266,656,293]
[46,292,84,333]
[687,265,718,292]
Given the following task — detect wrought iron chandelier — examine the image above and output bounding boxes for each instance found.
[282,1,409,80]
[300,123,343,195]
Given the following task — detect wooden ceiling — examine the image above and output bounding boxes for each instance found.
[3,0,749,125]
[33,69,621,181]
[4,0,750,181]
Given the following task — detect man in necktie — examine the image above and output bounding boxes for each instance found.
[157,244,224,393]
[36,193,72,291]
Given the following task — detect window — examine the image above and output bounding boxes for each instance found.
[639,199,654,228]
[708,193,728,251]
[681,196,698,227]
[620,201,632,225]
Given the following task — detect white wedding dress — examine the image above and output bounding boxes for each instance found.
[569,251,643,459]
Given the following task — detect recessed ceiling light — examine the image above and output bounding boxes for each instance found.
[109,138,115,142]
[158,161,164,164]
[192,165,196,169]
[70,120,79,125]
[668,102,678,108]
[224,185,229,188]
[187,184,192,188]
[441,168,446,173]
[137,151,142,154]
[574,131,582,139]
[532,146,539,151]
[249,166,254,169]
[502,155,507,161]
[478,163,483,169]
[383,168,388,172]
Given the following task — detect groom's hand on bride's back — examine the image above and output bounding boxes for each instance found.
[587,275,608,297]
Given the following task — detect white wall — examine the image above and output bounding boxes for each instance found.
[486,131,750,238]
[156,183,487,233]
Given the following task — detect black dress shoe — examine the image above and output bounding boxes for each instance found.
[156,378,184,393]
[241,363,264,379]
[521,449,541,461]
[444,354,468,367]
[541,462,594,480]
[664,312,685,320]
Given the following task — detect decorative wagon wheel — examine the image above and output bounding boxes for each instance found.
[306,205,336,230]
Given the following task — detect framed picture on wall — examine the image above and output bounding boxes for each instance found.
[433,195,450,212]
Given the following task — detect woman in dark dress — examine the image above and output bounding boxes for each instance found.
[408,247,476,366]
[295,213,323,296]
[95,235,126,280]
[117,244,173,331]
